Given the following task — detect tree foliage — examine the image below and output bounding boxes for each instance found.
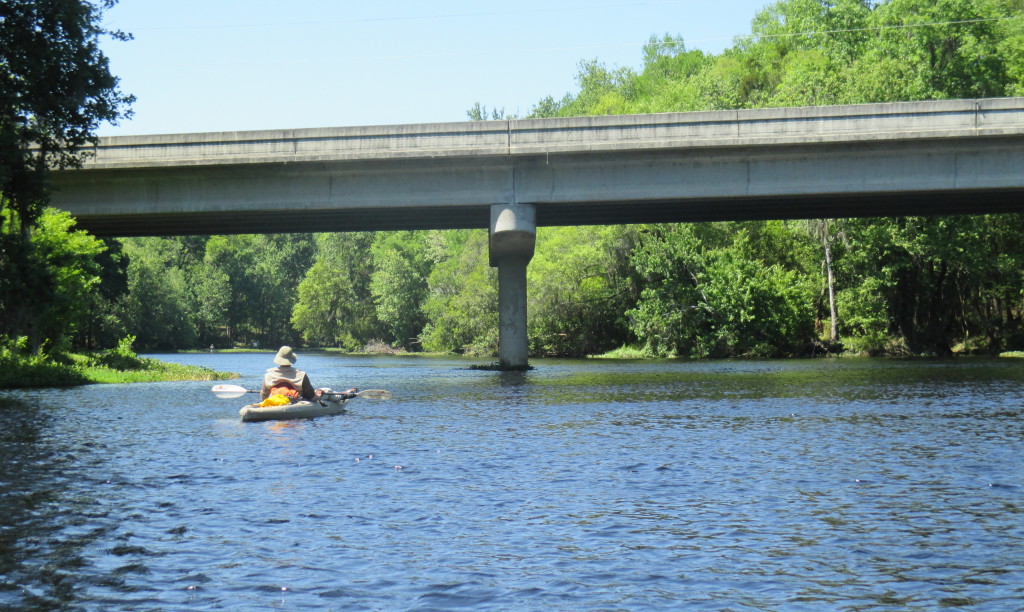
[626,222,819,357]
[420,230,497,355]
[0,0,134,234]
[117,238,195,350]
[0,0,133,357]
[292,232,380,349]
[528,226,638,356]
[203,234,314,347]
[516,0,1022,119]
[370,231,431,349]
[0,208,106,352]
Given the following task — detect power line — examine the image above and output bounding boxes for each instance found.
[107,1,697,32]
[309,15,1024,63]
[729,15,1021,45]
[106,10,1023,65]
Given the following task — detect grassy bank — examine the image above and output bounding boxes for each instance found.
[590,345,1024,360]
[0,337,237,390]
[70,354,238,385]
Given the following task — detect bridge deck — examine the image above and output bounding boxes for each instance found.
[51,98,1024,236]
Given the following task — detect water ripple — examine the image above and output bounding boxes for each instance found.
[0,355,1022,609]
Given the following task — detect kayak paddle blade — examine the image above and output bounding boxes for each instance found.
[355,389,392,399]
[212,384,252,399]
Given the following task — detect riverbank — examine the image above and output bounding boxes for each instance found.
[0,340,237,390]
[179,344,1024,360]
[71,353,238,385]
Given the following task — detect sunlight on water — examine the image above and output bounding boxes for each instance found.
[1,354,1022,609]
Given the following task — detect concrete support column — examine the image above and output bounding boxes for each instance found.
[489,204,536,369]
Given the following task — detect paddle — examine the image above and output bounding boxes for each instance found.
[324,389,392,400]
[211,384,392,400]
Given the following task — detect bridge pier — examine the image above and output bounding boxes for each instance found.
[489,204,536,369]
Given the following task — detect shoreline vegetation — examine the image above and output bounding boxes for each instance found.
[180,344,1024,361]
[591,346,1024,360]
[0,336,237,390]
[3,342,1021,391]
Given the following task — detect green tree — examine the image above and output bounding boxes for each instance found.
[292,232,381,349]
[838,214,1024,355]
[994,0,1024,95]
[0,1,132,353]
[117,237,195,349]
[466,103,515,120]
[421,230,497,355]
[528,95,571,118]
[627,222,817,357]
[528,226,638,356]
[803,219,843,344]
[370,231,431,349]
[0,208,106,351]
[0,0,134,234]
[556,59,638,116]
[848,0,1011,101]
[111,236,233,349]
[768,49,842,106]
[204,234,314,347]
[628,35,708,113]
[75,236,128,349]
[627,223,728,356]
[963,213,1024,351]
[190,264,230,347]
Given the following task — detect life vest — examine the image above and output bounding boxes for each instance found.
[269,382,300,398]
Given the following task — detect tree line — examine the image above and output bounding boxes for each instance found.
[42,210,1017,358]
[3,0,1024,361]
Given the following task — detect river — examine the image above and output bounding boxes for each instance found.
[1,354,1021,610]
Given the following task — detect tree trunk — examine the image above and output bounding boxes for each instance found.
[824,233,839,343]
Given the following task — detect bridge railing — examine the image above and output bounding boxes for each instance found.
[74,97,1024,170]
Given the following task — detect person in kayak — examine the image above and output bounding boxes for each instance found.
[261,346,318,401]
[260,346,358,403]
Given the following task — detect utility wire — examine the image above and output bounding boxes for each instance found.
[332,15,1024,62]
[106,10,1023,63]
[729,15,1021,45]
[107,1,697,32]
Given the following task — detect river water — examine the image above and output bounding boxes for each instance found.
[0,354,1021,610]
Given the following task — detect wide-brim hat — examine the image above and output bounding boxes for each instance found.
[273,346,297,366]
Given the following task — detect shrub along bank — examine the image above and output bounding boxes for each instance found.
[0,336,237,390]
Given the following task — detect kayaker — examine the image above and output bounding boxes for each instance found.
[261,346,317,401]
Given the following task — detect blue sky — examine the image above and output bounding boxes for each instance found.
[98,0,773,136]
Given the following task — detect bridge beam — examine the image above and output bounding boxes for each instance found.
[489,204,536,368]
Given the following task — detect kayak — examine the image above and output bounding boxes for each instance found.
[213,385,391,422]
[239,397,350,422]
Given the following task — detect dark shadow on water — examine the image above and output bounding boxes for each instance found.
[467,362,535,372]
[497,370,529,387]
[0,397,110,609]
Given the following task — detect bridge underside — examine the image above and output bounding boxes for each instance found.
[68,187,1024,237]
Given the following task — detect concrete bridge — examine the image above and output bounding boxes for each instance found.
[51,97,1024,367]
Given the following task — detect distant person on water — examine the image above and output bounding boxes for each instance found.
[261,346,317,401]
